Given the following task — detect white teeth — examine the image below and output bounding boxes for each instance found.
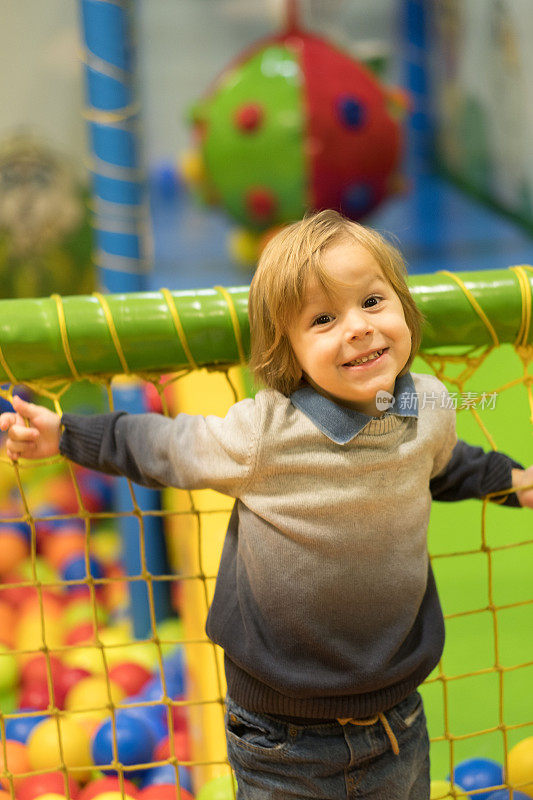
[345,349,383,366]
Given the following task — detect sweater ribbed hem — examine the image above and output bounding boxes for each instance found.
[224,654,436,719]
[60,412,124,471]
[485,452,524,507]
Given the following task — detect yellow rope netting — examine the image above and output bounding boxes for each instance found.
[0,276,531,800]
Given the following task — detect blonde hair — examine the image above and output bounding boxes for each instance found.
[248,209,425,396]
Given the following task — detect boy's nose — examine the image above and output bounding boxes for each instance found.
[344,311,374,340]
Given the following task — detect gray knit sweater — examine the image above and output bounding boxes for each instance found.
[60,372,523,719]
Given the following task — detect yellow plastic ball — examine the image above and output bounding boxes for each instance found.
[507,737,533,797]
[27,717,92,781]
[32,794,68,800]
[228,229,260,266]
[430,780,467,798]
[62,646,106,675]
[179,149,206,187]
[88,793,136,800]
[65,675,125,714]
[16,613,64,661]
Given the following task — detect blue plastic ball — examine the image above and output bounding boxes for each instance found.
[61,553,104,588]
[123,697,169,743]
[4,709,47,743]
[140,763,193,793]
[486,792,531,800]
[92,710,156,775]
[449,758,504,800]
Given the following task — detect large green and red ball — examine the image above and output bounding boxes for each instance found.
[190,28,404,229]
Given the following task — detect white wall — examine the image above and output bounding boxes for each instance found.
[0,0,396,166]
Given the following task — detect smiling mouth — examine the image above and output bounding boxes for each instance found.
[342,348,388,367]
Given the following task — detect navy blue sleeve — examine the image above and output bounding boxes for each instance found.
[430,440,524,507]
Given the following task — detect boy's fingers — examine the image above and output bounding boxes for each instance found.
[8,424,38,442]
[11,395,38,420]
[0,412,17,431]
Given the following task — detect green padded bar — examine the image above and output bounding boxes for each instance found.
[0,269,530,383]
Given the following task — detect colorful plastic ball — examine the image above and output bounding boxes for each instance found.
[63,599,108,629]
[43,533,85,570]
[65,676,125,714]
[0,644,18,693]
[486,791,531,799]
[507,737,533,797]
[156,618,184,657]
[0,740,31,790]
[65,622,98,647]
[77,776,139,800]
[449,759,504,800]
[15,613,64,661]
[0,527,29,575]
[140,786,193,800]
[4,710,47,743]
[27,717,93,781]
[91,710,155,775]
[18,682,53,711]
[29,794,68,800]
[21,654,64,687]
[54,666,91,706]
[85,794,136,800]
[61,554,105,589]
[140,764,192,794]
[108,662,152,697]
[196,774,238,800]
[0,688,17,715]
[430,780,467,798]
[153,729,191,763]
[122,699,168,743]
[17,772,80,800]
[0,600,15,648]
[18,555,60,585]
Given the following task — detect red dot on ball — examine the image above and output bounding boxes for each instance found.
[245,187,277,221]
[234,103,264,132]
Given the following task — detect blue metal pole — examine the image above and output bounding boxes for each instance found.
[399,0,433,170]
[79,0,171,637]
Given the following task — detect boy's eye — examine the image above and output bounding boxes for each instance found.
[312,314,334,326]
[363,295,382,308]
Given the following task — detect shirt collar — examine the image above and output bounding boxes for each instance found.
[289,372,418,444]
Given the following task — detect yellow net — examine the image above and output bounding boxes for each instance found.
[0,280,531,800]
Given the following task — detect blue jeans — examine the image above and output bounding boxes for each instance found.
[225,691,430,799]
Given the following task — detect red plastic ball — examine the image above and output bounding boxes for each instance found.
[245,187,277,222]
[18,682,52,711]
[153,730,191,763]
[20,654,64,687]
[77,776,140,800]
[17,771,80,800]
[64,621,98,647]
[108,662,152,696]
[0,529,29,575]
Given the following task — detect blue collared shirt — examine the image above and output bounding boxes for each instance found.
[290,372,419,444]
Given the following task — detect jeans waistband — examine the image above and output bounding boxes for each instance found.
[337,712,400,756]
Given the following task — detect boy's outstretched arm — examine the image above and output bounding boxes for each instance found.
[0,395,61,461]
[430,439,533,508]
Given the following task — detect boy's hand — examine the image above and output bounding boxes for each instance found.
[511,467,533,509]
[0,395,61,461]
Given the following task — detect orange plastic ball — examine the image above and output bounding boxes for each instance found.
[0,600,15,648]
[43,534,86,571]
[0,530,29,576]
[0,740,31,790]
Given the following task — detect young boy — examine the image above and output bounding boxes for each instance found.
[2,210,532,800]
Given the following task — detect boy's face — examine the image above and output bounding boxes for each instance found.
[288,239,412,416]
